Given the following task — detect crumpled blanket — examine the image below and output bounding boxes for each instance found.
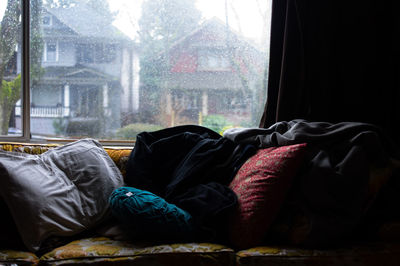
[125,125,256,242]
[224,119,400,246]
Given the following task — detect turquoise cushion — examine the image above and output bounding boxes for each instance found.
[109,187,194,241]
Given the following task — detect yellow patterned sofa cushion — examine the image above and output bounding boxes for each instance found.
[0,142,132,178]
[235,243,400,266]
[0,142,59,153]
[103,148,131,178]
[0,249,39,265]
[39,237,235,266]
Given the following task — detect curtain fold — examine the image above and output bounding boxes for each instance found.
[261,0,400,145]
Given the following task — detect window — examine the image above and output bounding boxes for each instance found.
[42,14,52,26]
[77,43,117,64]
[198,49,230,71]
[0,0,272,143]
[0,0,22,137]
[77,44,95,63]
[44,41,58,62]
[96,44,117,63]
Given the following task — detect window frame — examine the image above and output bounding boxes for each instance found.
[77,43,117,64]
[197,48,230,72]
[1,0,270,146]
[0,0,133,146]
[0,0,31,143]
[43,40,59,62]
[42,14,52,26]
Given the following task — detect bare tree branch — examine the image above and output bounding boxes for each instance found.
[229,0,243,35]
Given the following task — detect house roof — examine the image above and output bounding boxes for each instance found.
[165,72,244,90]
[157,17,264,59]
[40,66,117,85]
[44,3,130,42]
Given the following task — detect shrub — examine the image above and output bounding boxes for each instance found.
[115,123,163,140]
[52,117,67,136]
[202,115,230,134]
[65,119,102,137]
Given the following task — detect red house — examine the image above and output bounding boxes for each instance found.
[159,18,266,126]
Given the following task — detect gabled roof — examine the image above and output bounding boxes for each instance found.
[44,2,130,42]
[162,17,264,57]
[64,67,113,79]
[42,66,117,84]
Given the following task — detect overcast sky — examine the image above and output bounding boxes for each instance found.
[1,0,271,45]
[108,0,271,44]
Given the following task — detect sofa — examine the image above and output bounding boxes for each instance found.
[1,135,400,266]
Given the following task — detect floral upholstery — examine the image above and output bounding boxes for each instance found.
[0,142,59,153]
[0,249,39,265]
[236,243,400,266]
[103,148,131,178]
[39,237,235,266]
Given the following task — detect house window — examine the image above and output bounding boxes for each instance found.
[77,44,95,63]
[42,15,52,26]
[96,44,117,63]
[197,49,230,71]
[0,0,271,143]
[44,41,58,62]
[77,43,117,64]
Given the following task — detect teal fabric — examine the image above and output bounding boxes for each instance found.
[109,187,194,240]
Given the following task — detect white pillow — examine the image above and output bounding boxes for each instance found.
[0,139,124,252]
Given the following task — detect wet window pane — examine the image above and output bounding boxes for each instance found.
[45,42,57,62]
[4,0,271,140]
[0,0,22,136]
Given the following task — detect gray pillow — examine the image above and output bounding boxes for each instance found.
[0,138,124,252]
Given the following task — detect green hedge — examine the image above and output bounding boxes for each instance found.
[115,123,163,140]
[202,115,230,134]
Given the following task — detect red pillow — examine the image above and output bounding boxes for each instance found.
[228,143,307,249]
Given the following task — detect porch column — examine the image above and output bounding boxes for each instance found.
[166,92,172,114]
[132,55,140,112]
[202,90,208,116]
[63,84,70,117]
[103,84,109,116]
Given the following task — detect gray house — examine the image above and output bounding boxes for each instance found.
[15,2,139,137]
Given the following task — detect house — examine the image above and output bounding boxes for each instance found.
[156,18,266,126]
[14,2,140,137]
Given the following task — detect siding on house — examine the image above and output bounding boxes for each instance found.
[15,2,139,137]
[159,18,266,126]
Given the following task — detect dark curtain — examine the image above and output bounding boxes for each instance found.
[260,0,400,145]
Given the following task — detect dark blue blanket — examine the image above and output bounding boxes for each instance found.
[125,125,256,242]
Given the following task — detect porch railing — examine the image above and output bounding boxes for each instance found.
[15,105,70,117]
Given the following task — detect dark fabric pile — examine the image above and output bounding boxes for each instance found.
[125,125,256,242]
[224,119,400,246]
[125,121,400,246]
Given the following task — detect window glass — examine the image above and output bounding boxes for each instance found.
[3,0,271,141]
[0,0,22,137]
[42,14,51,26]
[198,49,230,71]
[45,41,57,62]
[77,44,95,64]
